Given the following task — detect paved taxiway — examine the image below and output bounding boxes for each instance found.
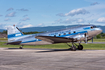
[0,48,105,70]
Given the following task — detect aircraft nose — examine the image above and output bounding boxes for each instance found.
[96,28,102,34]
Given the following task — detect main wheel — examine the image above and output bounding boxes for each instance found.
[19,46,23,49]
[78,45,83,50]
[71,46,76,51]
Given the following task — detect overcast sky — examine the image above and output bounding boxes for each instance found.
[0,0,105,29]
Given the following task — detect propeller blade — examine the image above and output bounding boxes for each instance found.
[85,37,87,44]
[84,33,88,44]
[92,37,93,43]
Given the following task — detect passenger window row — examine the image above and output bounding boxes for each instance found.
[54,31,76,37]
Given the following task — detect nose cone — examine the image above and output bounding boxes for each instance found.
[88,27,102,37]
[96,28,102,34]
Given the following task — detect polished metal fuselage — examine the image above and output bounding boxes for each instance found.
[18,25,102,45]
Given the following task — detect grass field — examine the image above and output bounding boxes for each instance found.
[0,38,105,50]
[0,41,105,50]
[88,39,105,42]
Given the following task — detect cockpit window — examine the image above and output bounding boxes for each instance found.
[91,25,97,29]
[91,27,93,29]
[73,31,76,33]
[93,25,97,28]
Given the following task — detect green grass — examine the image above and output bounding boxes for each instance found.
[89,39,105,42]
[0,42,105,50]
[0,38,7,41]
[0,38,105,50]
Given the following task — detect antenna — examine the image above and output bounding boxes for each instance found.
[16,27,24,35]
[13,24,15,27]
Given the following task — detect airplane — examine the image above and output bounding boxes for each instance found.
[6,24,102,51]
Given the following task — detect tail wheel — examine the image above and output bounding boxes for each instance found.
[78,45,83,50]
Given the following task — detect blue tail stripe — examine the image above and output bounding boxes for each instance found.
[8,33,23,38]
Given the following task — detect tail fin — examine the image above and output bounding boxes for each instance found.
[7,25,23,42]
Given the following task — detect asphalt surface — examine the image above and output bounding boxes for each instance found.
[0,48,105,70]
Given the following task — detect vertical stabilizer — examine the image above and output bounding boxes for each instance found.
[7,25,23,42]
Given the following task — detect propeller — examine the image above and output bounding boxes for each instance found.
[84,33,88,44]
[92,37,93,43]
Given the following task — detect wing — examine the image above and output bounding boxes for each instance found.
[35,36,77,44]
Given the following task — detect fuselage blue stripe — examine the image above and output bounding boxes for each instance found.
[8,33,23,38]
[21,39,41,43]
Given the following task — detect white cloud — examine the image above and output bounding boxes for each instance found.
[18,8,29,11]
[65,8,89,16]
[4,18,10,21]
[0,23,8,29]
[77,19,84,23]
[22,24,33,28]
[7,8,14,11]
[36,23,45,27]
[5,25,13,29]
[61,19,74,24]
[57,8,89,17]
[60,18,85,24]
[21,17,30,21]
[91,2,99,6]
[55,19,62,23]
[23,15,28,17]
[5,12,16,17]
[96,17,105,23]
[56,13,65,17]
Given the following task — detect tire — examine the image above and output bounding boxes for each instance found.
[78,45,83,50]
[71,46,76,51]
[19,46,23,49]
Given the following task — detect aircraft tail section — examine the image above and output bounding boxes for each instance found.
[7,25,23,42]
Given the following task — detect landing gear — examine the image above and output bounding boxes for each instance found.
[71,45,76,51]
[66,43,83,51]
[19,45,24,49]
[66,43,76,51]
[78,45,83,50]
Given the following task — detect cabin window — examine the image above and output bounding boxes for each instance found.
[74,31,76,33]
[54,35,56,37]
[68,32,71,34]
[59,34,61,36]
[64,33,66,35]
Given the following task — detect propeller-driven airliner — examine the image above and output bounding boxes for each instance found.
[6,25,102,51]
